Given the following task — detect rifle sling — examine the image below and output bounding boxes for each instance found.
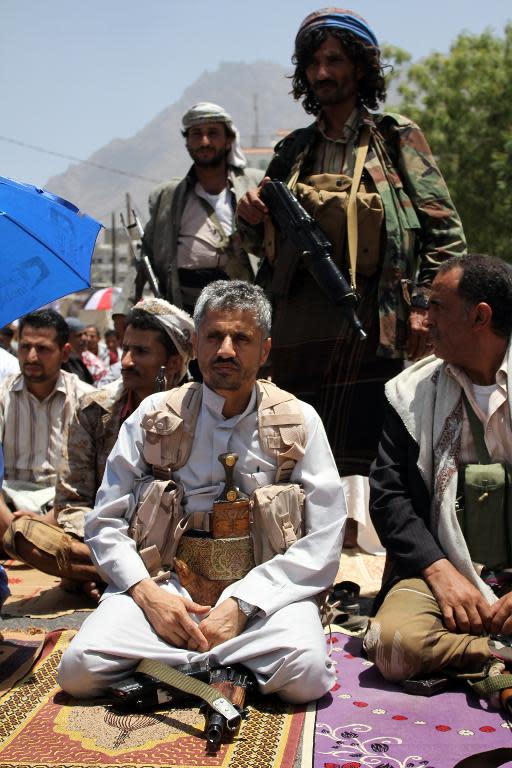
[461,391,492,464]
[347,125,370,291]
[137,658,240,725]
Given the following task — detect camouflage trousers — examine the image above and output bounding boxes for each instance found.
[363,577,491,681]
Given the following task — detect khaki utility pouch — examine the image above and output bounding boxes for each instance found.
[251,483,305,565]
[457,463,512,571]
[456,393,512,570]
[129,478,188,574]
[141,412,185,471]
[295,173,384,277]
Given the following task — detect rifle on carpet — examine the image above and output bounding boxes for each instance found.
[107,659,253,753]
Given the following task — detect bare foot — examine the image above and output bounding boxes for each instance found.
[59,578,103,603]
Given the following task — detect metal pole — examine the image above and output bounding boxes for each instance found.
[111,212,116,286]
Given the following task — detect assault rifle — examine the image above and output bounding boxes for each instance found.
[107,660,253,753]
[260,181,367,340]
[120,210,162,299]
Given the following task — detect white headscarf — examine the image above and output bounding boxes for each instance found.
[182,101,247,169]
[135,298,195,381]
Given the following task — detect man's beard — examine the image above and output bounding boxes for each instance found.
[311,79,356,107]
[188,146,229,168]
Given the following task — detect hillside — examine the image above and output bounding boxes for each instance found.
[45,61,308,225]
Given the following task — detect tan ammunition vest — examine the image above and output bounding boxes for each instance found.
[131,380,308,575]
[140,379,307,482]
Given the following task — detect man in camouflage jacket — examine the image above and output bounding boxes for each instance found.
[238,8,466,478]
[115,102,263,327]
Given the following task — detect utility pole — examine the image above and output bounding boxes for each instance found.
[125,192,132,226]
[251,93,260,148]
[111,212,116,286]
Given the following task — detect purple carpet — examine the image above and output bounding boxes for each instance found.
[314,632,512,768]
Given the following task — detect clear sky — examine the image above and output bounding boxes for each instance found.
[2,0,510,188]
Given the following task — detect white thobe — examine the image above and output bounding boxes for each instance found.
[59,384,346,703]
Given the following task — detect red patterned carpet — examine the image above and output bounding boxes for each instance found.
[0,630,314,768]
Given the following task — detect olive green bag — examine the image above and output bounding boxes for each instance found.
[456,392,512,570]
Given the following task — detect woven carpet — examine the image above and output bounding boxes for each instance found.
[0,629,315,768]
[0,628,45,696]
[1,559,93,618]
[314,630,512,768]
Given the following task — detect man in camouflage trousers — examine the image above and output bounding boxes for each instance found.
[3,299,194,599]
[238,8,466,480]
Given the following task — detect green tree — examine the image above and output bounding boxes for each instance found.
[395,26,512,260]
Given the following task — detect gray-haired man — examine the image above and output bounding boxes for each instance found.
[116,102,263,327]
[59,280,346,705]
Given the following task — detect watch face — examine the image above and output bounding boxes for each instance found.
[237,598,257,617]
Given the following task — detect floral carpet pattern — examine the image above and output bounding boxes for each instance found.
[314,631,512,768]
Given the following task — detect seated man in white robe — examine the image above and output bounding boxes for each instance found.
[58,280,346,705]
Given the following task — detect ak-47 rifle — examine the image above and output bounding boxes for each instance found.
[120,210,162,299]
[107,660,253,752]
[260,181,367,340]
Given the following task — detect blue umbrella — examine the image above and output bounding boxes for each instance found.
[0,176,102,327]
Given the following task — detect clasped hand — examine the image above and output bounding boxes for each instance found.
[130,581,247,652]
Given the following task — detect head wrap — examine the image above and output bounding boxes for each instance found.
[296,8,379,49]
[181,101,247,169]
[134,298,195,381]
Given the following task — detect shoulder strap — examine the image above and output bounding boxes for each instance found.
[461,391,491,464]
[256,380,307,482]
[347,125,370,291]
[144,380,307,482]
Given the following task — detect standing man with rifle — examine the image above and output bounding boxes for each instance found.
[115,102,263,336]
[238,8,466,483]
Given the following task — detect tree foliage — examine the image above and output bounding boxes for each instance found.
[393,26,512,260]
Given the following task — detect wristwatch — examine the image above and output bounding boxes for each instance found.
[235,598,259,619]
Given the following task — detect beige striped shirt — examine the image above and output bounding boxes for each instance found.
[0,371,93,487]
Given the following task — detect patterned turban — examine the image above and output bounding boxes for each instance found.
[135,298,195,381]
[181,101,247,169]
[296,8,379,48]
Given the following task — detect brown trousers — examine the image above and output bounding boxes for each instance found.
[363,577,491,681]
[3,518,97,582]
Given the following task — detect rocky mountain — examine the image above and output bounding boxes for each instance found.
[45,61,309,226]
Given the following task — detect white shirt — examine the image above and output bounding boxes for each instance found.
[447,354,511,465]
[176,184,234,271]
[0,348,19,381]
[196,185,234,237]
[85,383,346,616]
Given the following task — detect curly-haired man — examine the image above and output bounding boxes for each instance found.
[238,8,466,481]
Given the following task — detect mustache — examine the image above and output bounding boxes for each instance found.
[212,357,241,370]
[312,79,338,89]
